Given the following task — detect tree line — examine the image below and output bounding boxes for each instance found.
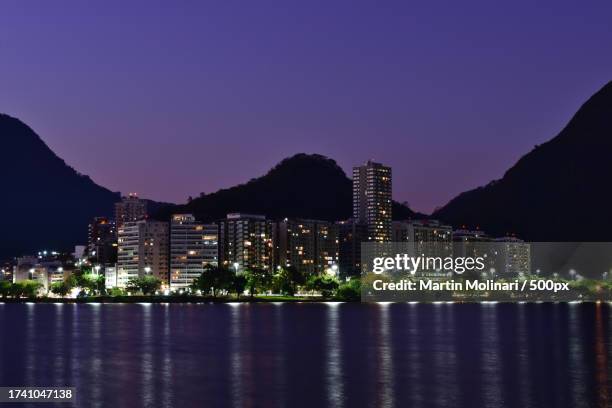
[0,265,361,301]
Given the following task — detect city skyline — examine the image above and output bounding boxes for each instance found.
[2,2,612,212]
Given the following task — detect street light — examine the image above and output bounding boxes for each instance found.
[331,264,339,277]
[94,265,101,275]
[233,262,239,274]
[144,266,152,275]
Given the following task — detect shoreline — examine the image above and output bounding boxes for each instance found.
[0,296,608,304]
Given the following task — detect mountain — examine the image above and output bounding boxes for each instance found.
[433,80,612,241]
[155,153,420,223]
[0,114,121,259]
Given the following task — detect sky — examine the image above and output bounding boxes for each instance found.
[1,1,612,213]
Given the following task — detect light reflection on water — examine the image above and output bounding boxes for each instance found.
[0,303,609,408]
[325,303,343,408]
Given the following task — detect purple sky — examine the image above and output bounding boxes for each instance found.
[1,1,612,213]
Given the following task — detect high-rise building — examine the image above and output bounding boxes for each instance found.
[114,193,148,228]
[392,219,452,243]
[353,160,392,242]
[452,228,494,273]
[274,219,339,276]
[393,219,453,277]
[87,217,117,265]
[219,214,273,272]
[315,221,340,274]
[337,219,368,277]
[492,237,531,277]
[117,220,169,288]
[201,223,219,267]
[170,214,218,289]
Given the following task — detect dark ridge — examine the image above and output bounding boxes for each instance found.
[154,153,422,222]
[433,80,612,241]
[0,113,121,258]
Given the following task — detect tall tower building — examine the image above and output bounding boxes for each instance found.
[353,160,392,242]
[170,214,218,289]
[114,193,148,228]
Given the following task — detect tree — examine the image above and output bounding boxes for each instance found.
[127,275,162,295]
[272,266,306,296]
[191,272,213,296]
[50,281,71,298]
[191,266,234,297]
[75,273,97,295]
[336,278,361,301]
[109,287,126,297]
[94,275,106,295]
[0,281,11,299]
[11,280,41,298]
[244,268,272,298]
[305,275,339,298]
[231,275,247,299]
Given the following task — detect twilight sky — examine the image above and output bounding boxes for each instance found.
[1,1,612,213]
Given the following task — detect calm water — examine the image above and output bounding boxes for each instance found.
[0,302,609,408]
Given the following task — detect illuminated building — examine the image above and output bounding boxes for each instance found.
[274,219,339,276]
[353,160,392,242]
[170,214,218,289]
[337,219,368,277]
[219,214,273,272]
[492,237,531,276]
[393,219,453,277]
[117,220,169,288]
[87,216,117,265]
[114,193,148,228]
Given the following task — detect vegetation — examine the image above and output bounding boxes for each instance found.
[336,278,361,301]
[0,280,42,298]
[50,281,71,298]
[191,265,235,297]
[0,263,356,301]
[305,275,339,297]
[127,275,162,295]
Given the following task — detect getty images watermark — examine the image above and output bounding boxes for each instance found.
[361,242,612,302]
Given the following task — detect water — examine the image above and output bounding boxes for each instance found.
[0,302,609,408]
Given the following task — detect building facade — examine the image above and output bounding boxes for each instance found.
[492,237,531,277]
[114,193,148,228]
[353,160,392,242]
[87,217,117,266]
[219,214,273,272]
[117,220,169,288]
[393,219,453,277]
[170,214,218,289]
[337,219,368,277]
[274,219,339,276]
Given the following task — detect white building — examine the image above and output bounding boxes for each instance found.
[104,266,118,289]
[117,220,169,288]
[170,214,218,289]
